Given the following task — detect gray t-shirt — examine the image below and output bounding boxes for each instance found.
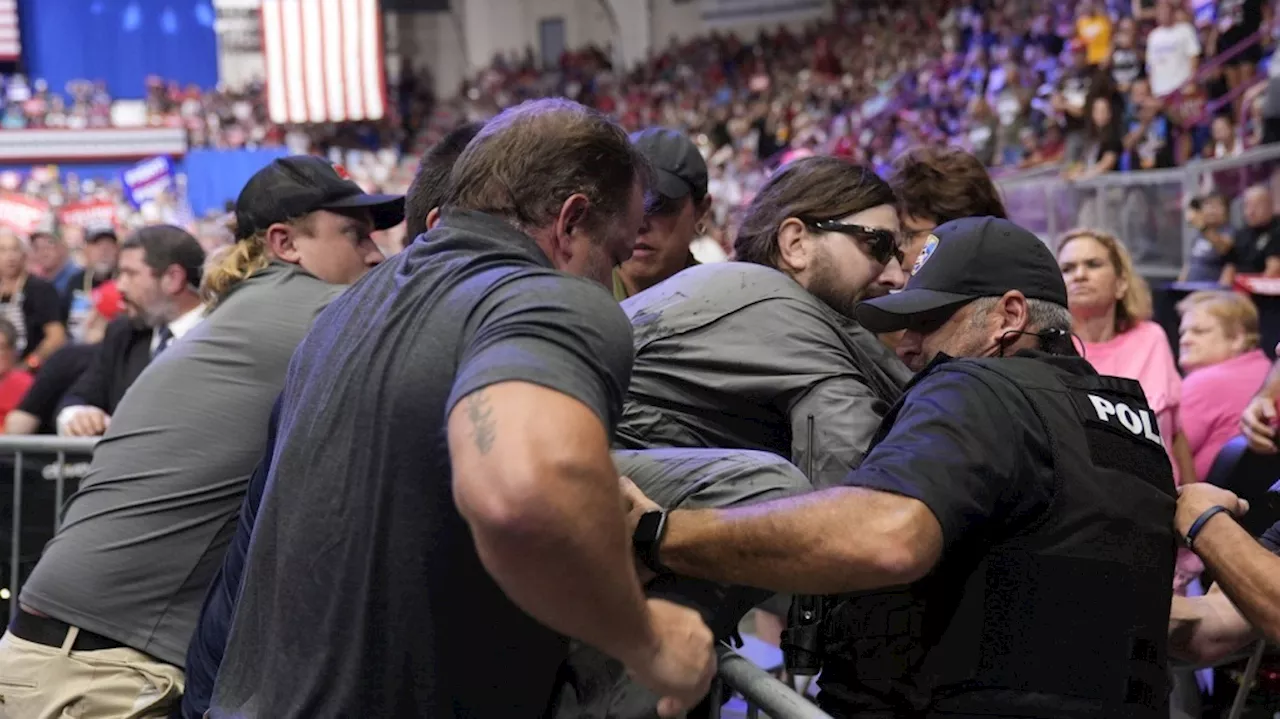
[211,210,633,718]
[616,262,913,488]
[20,261,341,666]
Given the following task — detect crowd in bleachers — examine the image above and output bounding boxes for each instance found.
[6,0,1277,199]
[1,0,1279,429]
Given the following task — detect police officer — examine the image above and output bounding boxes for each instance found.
[623,217,1177,719]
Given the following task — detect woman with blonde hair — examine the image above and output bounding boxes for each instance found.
[1056,228,1195,484]
[1177,290,1272,480]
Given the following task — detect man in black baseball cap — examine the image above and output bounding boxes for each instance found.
[619,214,1179,718]
[60,224,120,341]
[855,216,1074,371]
[613,128,712,300]
[207,156,403,307]
[234,155,404,241]
[1,158,405,719]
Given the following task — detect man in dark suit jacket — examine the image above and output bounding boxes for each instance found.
[55,317,152,426]
[58,225,205,436]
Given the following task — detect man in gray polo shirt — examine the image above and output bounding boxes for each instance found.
[0,156,402,718]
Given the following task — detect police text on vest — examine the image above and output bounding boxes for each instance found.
[1086,394,1164,447]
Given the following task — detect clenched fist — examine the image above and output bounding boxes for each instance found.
[627,598,716,718]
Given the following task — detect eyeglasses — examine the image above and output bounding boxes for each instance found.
[802,219,904,266]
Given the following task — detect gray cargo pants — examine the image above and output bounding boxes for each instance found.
[549,447,812,719]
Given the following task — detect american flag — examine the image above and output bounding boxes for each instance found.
[260,0,388,125]
[0,0,20,62]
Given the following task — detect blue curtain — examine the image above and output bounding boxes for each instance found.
[20,0,219,99]
[184,148,290,216]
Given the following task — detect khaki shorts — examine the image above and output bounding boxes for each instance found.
[0,627,183,719]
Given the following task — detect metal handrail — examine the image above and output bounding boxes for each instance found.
[3,435,98,621]
[712,643,832,719]
[0,436,99,454]
[1228,640,1267,719]
[992,141,1280,259]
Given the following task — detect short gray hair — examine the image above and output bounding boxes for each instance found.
[1025,298,1073,334]
[969,296,1073,348]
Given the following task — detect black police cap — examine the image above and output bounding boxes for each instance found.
[855,216,1070,334]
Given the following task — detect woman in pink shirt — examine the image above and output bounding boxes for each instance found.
[1056,228,1196,485]
[1177,290,1272,480]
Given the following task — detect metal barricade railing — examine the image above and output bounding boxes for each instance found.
[2,435,98,621]
[995,143,1280,277]
[709,643,832,719]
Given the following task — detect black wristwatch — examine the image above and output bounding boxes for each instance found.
[633,510,671,575]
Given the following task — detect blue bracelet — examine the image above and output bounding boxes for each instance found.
[1185,505,1234,549]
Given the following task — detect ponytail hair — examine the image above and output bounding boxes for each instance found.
[201,214,315,308]
[201,232,270,308]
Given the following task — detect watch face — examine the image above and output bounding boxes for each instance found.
[635,510,665,543]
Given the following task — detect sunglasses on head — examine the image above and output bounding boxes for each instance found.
[802,218,904,266]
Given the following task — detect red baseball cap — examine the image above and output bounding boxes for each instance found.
[93,280,124,321]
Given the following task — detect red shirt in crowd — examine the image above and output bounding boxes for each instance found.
[0,368,34,418]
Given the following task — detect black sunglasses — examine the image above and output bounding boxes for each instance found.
[802,219,904,266]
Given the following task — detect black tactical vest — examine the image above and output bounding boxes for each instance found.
[818,354,1176,719]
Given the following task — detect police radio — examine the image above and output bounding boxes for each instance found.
[782,415,825,676]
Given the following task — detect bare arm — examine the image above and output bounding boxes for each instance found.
[1169,585,1260,665]
[3,409,38,435]
[659,487,942,594]
[1189,520,1280,643]
[1255,358,1280,401]
[1241,358,1280,453]
[1219,263,1237,287]
[1172,431,1198,483]
[1078,151,1118,179]
[655,366,1038,595]
[31,322,66,363]
[1264,256,1280,278]
[1243,82,1269,112]
[448,380,658,666]
[1178,486,1280,645]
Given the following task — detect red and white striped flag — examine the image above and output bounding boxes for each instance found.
[0,0,21,62]
[260,0,387,125]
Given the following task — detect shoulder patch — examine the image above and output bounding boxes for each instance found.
[1080,392,1165,448]
[911,233,940,276]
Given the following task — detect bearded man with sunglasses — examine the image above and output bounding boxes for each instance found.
[615,156,910,489]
